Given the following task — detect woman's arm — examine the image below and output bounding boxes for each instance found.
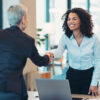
[89,35,100,96]
[52,34,67,60]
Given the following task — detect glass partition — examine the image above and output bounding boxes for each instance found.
[90,0,100,39]
[72,0,87,10]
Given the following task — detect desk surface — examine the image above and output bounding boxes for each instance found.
[72,94,100,99]
[28,91,100,100]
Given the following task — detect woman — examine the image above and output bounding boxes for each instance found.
[0,4,51,100]
[51,8,100,96]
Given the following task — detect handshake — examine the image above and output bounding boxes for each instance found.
[46,52,54,64]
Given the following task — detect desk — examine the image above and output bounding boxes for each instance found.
[72,94,100,99]
[28,91,100,100]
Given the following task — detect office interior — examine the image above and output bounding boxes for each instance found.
[0,0,100,98]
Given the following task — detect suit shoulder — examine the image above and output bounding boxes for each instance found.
[22,32,35,43]
[0,28,10,35]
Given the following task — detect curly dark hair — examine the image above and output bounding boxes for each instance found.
[62,8,94,38]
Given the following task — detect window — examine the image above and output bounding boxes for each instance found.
[49,0,67,45]
[72,0,87,10]
[90,0,100,39]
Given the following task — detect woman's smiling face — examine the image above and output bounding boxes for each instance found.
[67,12,81,32]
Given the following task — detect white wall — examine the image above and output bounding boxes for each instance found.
[36,0,45,29]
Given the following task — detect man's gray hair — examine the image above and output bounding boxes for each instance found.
[7,4,28,26]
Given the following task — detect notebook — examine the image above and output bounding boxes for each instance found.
[36,79,83,100]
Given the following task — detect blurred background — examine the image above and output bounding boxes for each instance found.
[36,0,100,81]
[0,0,100,90]
[36,0,100,51]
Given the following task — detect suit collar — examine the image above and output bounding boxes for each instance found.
[10,26,22,32]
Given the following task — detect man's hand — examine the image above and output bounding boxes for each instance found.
[88,86,99,96]
[46,52,54,64]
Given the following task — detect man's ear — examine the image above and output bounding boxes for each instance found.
[21,16,25,25]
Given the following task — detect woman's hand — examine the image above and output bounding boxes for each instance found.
[88,86,99,96]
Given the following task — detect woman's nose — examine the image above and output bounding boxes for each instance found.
[70,19,74,23]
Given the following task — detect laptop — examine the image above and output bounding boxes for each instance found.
[36,79,83,100]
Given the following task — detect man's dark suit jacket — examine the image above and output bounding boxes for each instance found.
[0,26,49,100]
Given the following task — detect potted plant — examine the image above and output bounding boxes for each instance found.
[37,28,48,46]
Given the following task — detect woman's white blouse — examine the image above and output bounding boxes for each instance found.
[53,34,100,86]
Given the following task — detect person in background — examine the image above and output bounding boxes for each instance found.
[49,8,100,96]
[0,4,52,100]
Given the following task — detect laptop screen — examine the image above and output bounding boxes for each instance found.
[36,79,73,100]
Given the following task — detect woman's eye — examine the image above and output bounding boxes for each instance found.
[68,18,77,21]
[73,18,77,20]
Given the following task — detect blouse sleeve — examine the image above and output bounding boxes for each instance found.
[91,35,100,86]
[52,34,67,60]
